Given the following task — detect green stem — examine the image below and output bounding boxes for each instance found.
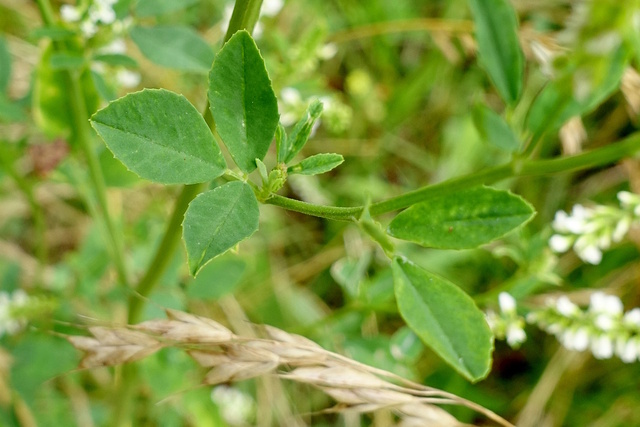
[266,132,640,220]
[67,72,129,286]
[125,0,266,323]
[114,1,266,425]
[36,0,129,287]
[127,183,204,323]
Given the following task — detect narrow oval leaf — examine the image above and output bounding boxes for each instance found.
[468,0,524,105]
[183,181,259,276]
[209,30,279,173]
[91,89,225,184]
[526,46,628,140]
[392,258,493,382]
[472,104,521,152]
[388,186,535,249]
[283,100,323,164]
[130,25,215,73]
[288,153,344,176]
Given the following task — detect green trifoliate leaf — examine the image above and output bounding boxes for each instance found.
[468,0,524,105]
[130,25,215,73]
[283,100,323,164]
[392,258,493,382]
[183,181,259,276]
[91,89,226,184]
[209,30,279,173]
[388,186,535,249]
[472,104,521,152]
[287,153,343,176]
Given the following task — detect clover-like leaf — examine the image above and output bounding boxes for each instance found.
[468,0,524,105]
[208,30,279,173]
[183,181,259,276]
[393,258,493,382]
[91,89,226,185]
[388,186,535,249]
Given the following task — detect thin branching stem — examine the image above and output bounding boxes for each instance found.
[266,132,640,220]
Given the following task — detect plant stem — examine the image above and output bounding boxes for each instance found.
[67,73,129,286]
[113,1,265,425]
[266,132,640,220]
[127,183,204,323]
[36,0,129,287]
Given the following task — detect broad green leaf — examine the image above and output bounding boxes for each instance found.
[472,104,521,152]
[130,25,215,73]
[91,89,225,184]
[526,46,628,140]
[136,0,199,17]
[0,36,10,94]
[209,30,279,172]
[287,153,344,175]
[281,100,323,164]
[183,181,259,275]
[92,53,138,68]
[468,0,524,105]
[33,43,99,138]
[187,253,247,300]
[392,258,493,382]
[388,186,535,249]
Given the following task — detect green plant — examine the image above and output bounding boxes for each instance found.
[3,0,640,425]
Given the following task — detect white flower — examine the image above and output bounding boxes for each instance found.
[556,296,579,317]
[591,334,614,359]
[623,308,640,327]
[552,210,571,233]
[617,337,638,363]
[612,216,631,242]
[89,1,116,24]
[211,386,255,425]
[572,327,590,351]
[0,291,28,337]
[506,324,526,347]
[318,43,338,60]
[80,20,98,37]
[549,234,573,253]
[60,4,81,22]
[260,0,284,17]
[594,314,615,331]
[574,240,602,264]
[100,38,126,54]
[590,292,623,316]
[498,292,517,315]
[281,87,302,105]
[116,69,141,88]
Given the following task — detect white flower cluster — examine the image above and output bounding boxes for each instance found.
[485,292,527,349]
[60,2,140,89]
[549,191,640,264]
[528,292,640,362]
[211,385,255,425]
[61,0,119,38]
[0,290,31,337]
